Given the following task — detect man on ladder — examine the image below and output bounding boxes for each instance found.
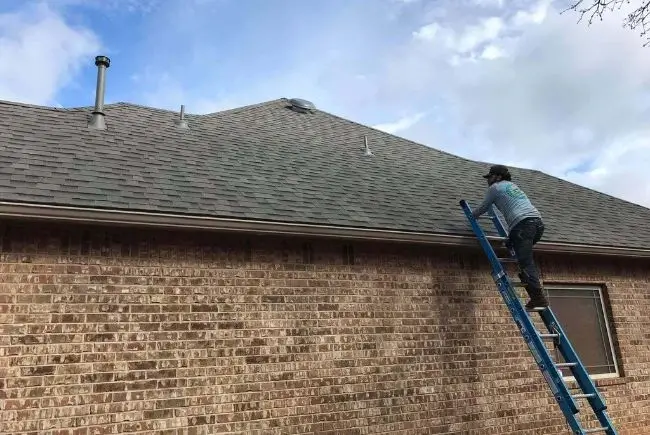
[470,164,549,309]
[460,166,618,434]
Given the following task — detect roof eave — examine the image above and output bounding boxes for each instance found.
[0,201,648,258]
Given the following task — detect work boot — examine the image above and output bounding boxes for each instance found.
[525,288,549,310]
[525,297,549,310]
[516,271,548,309]
[517,272,527,284]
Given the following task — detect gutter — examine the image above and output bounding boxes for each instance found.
[0,201,649,259]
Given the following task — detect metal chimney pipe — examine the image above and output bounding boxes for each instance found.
[88,55,111,130]
[174,104,189,129]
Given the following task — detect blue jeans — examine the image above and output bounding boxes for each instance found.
[508,217,545,295]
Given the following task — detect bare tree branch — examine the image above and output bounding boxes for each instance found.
[562,0,650,46]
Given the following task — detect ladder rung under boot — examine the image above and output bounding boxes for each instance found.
[555,362,577,368]
[583,428,609,433]
[526,306,547,312]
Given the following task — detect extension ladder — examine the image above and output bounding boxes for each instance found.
[458,199,617,435]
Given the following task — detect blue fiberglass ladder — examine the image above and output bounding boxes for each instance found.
[459,200,617,435]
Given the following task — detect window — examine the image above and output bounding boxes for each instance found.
[545,285,619,379]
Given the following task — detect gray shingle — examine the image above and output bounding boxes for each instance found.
[0,98,649,250]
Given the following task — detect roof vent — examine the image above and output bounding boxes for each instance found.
[174,104,189,129]
[88,55,111,130]
[363,135,373,156]
[288,98,316,114]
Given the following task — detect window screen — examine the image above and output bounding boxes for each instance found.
[546,286,618,377]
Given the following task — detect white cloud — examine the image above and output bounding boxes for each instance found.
[565,132,650,207]
[453,16,504,52]
[373,113,427,134]
[0,3,100,105]
[412,15,506,66]
[42,0,160,14]
[473,0,505,7]
[372,0,650,208]
[413,16,505,52]
[413,22,440,41]
[512,0,551,26]
[480,43,506,59]
[136,70,236,114]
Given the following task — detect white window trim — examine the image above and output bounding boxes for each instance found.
[544,284,620,381]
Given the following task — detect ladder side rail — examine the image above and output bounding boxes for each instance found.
[459,200,524,315]
[491,207,617,435]
[459,200,581,419]
[538,296,618,434]
[594,410,618,435]
[459,200,507,273]
[486,204,520,259]
[459,200,535,322]
[493,274,583,430]
[459,198,618,435]
[487,204,509,238]
[474,201,608,412]
[540,309,608,412]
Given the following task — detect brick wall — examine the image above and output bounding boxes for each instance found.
[0,220,648,434]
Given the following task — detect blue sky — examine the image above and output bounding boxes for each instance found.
[1,0,650,208]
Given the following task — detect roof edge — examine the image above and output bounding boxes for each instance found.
[0,201,648,258]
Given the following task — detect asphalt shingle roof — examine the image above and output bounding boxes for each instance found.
[1,97,649,250]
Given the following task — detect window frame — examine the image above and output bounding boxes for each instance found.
[544,284,620,381]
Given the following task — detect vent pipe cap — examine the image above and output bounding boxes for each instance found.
[288,98,316,113]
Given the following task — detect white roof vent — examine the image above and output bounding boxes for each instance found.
[363,135,373,156]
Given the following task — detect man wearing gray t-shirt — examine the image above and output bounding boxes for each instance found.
[471,164,549,309]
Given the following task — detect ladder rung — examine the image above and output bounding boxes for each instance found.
[538,333,559,339]
[498,257,518,262]
[526,306,546,311]
[583,428,608,433]
[555,362,577,368]
[573,393,596,399]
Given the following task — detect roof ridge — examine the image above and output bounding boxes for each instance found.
[0,95,523,173]
[313,105,650,212]
[0,99,84,112]
[0,97,290,116]
[197,98,290,116]
[311,105,490,166]
[536,170,650,211]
